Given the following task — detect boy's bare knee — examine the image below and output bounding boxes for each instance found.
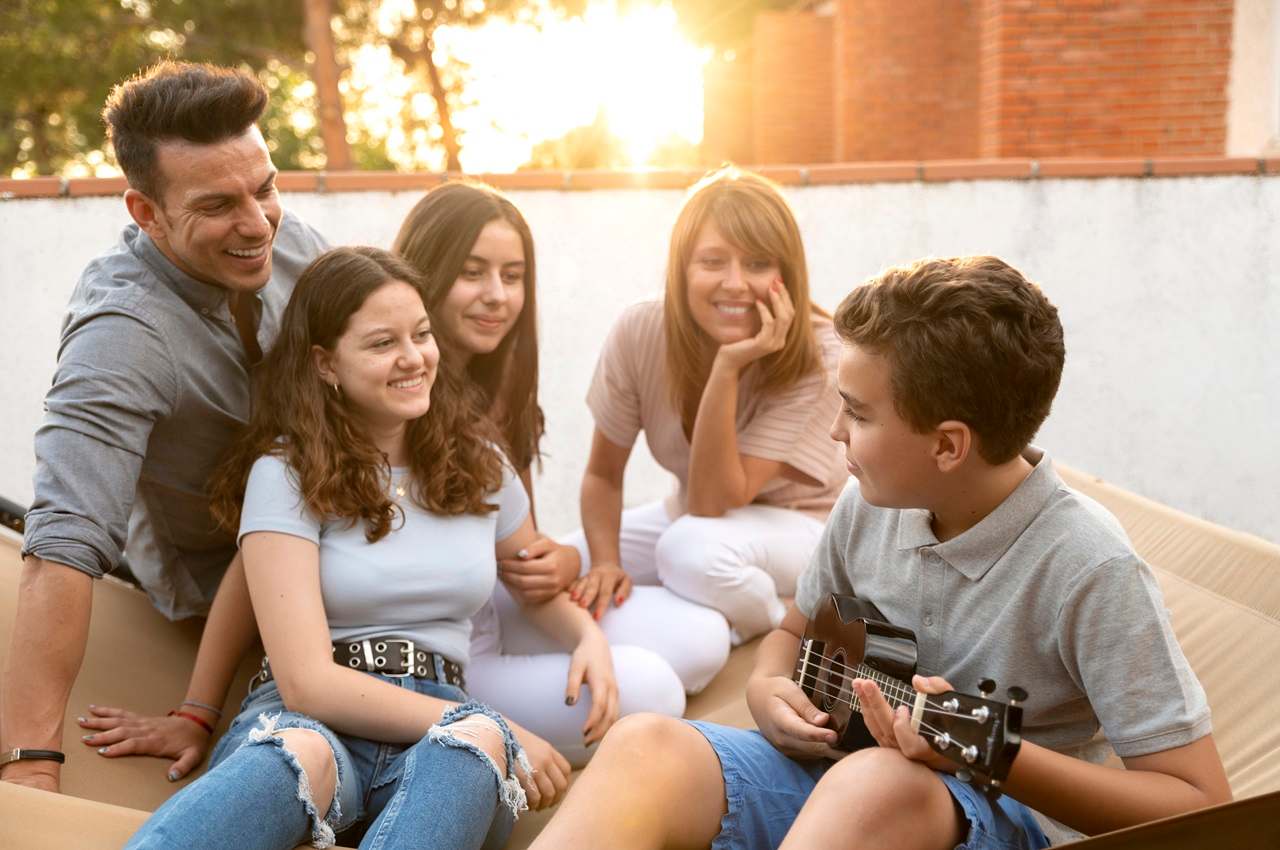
[819,748,951,816]
[438,713,508,775]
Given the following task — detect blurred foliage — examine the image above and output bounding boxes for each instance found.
[522,108,699,170]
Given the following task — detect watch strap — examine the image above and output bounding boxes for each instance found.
[0,748,66,767]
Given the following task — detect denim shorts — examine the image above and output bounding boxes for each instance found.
[208,659,525,849]
[687,721,1051,850]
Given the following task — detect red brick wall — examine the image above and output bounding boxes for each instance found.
[752,11,835,164]
[834,0,981,161]
[978,0,1234,157]
[703,52,755,166]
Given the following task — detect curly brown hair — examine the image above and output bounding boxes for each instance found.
[210,247,504,543]
[834,256,1065,464]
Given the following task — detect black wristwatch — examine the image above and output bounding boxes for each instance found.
[0,748,66,768]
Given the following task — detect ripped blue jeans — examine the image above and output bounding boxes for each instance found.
[124,664,526,850]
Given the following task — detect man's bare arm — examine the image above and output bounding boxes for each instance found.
[0,557,94,792]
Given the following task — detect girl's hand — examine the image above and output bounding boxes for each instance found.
[568,563,633,620]
[566,631,619,746]
[506,721,572,811]
[715,279,796,372]
[498,536,580,603]
[854,675,958,773]
[77,704,212,781]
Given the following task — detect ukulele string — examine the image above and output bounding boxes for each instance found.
[793,650,984,724]
[792,670,951,741]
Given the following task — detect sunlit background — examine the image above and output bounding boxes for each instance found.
[9,0,708,178]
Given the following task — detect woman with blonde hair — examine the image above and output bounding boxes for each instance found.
[566,165,845,652]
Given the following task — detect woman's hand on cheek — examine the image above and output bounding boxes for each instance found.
[714,278,795,372]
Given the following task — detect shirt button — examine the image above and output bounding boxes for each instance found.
[200,307,211,316]
[923,613,935,627]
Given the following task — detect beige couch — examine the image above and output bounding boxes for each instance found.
[1,465,1277,848]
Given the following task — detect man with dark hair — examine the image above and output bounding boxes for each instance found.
[0,61,327,793]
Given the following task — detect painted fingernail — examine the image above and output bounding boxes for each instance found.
[565,696,575,706]
[97,747,108,755]
[76,716,86,724]
[615,595,623,605]
[82,734,92,742]
[87,704,96,709]
[517,549,529,559]
[167,771,178,782]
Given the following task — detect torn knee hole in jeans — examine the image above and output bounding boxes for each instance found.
[428,701,532,818]
[246,713,341,849]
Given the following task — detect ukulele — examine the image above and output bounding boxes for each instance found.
[793,593,1025,790]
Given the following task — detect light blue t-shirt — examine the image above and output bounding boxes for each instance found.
[238,452,529,665]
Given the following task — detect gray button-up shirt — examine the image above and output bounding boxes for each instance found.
[22,211,328,619]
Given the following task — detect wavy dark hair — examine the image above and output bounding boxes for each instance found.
[210,246,504,543]
[392,181,544,472]
[103,61,267,201]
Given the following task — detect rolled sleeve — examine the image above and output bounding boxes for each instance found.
[22,312,177,577]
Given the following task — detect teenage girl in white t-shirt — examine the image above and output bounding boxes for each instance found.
[121,247,611,849]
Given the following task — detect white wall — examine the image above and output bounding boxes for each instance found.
[1,176,1278,545]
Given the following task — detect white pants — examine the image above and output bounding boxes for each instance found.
[565,500,825,645]
[468,583,689,768]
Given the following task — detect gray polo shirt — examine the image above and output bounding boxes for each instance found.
[22,212,328,620]
[796,447,1211,840]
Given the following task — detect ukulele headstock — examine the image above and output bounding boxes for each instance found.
[921,679,1024,791]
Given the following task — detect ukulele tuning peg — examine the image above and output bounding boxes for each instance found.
[977,678,996,696]
[1006,686,1028,706]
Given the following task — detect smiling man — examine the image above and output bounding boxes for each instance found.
[0,61,327,793]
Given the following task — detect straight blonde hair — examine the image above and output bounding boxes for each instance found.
[663,165,826,432]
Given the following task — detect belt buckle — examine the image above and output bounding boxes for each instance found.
[387,639,414,677]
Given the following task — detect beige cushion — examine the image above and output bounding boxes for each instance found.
[2,463,1278,847]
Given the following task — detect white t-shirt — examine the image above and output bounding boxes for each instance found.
[238,452,529,666]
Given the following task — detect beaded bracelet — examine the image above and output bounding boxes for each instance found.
[168,710,214,735]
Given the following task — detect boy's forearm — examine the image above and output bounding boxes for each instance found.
[0,558,94,788]
[750,624,803,682]
[1004,738,1231,835]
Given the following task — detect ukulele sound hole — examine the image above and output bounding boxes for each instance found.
[822,648,848,712]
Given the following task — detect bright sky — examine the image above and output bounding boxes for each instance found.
[345,0,708,172]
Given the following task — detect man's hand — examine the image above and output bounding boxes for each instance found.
[855,675,957,773]
[746,673,841,760]
[498,536,580,604]
[77,704,212,781]
[568,563,633,621]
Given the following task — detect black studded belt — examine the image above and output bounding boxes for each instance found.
[250,638,465,692]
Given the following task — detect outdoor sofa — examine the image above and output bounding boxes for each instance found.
[0,465,1277,848]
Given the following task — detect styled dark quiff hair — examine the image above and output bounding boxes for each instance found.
[834,256,1065,465]
[210,247,504,543]
[392,182,545,472]
[102,60,268,201]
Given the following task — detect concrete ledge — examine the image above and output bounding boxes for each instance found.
[4,157,1277,199]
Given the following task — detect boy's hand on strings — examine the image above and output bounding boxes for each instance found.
[499,536,580,603]
[747,674,842,760]
[855,675,958,773]
[78,703,212,781]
